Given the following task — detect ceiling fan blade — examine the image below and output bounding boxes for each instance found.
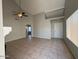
[23,15,28,17]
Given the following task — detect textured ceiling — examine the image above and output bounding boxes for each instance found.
[14,0,65,15]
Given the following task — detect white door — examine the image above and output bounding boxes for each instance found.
[53,22,63,38]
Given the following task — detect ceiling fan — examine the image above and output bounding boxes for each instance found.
[13,0,28,19]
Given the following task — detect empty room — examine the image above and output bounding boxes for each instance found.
[0,0,78,59]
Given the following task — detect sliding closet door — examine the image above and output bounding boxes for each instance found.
[51,21,64,39]
[54,22,63,38]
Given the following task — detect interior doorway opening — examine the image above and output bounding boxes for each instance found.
[26,24,32,39]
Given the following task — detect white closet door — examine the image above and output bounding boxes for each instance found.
[54,22,63,38]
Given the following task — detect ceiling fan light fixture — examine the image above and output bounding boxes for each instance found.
[18,13,22,17]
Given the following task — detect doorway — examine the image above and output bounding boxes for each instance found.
[26,24,32,39]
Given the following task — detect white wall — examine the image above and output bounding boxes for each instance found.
[0,0,5,58]
[33,13,51,39]
[3,0,33,42]
[66,10,78,46]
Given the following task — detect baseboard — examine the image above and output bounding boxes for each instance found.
[51,37,64,39]
[6,37,25,43]
[64,38,78,59]
[32,36,51,40]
